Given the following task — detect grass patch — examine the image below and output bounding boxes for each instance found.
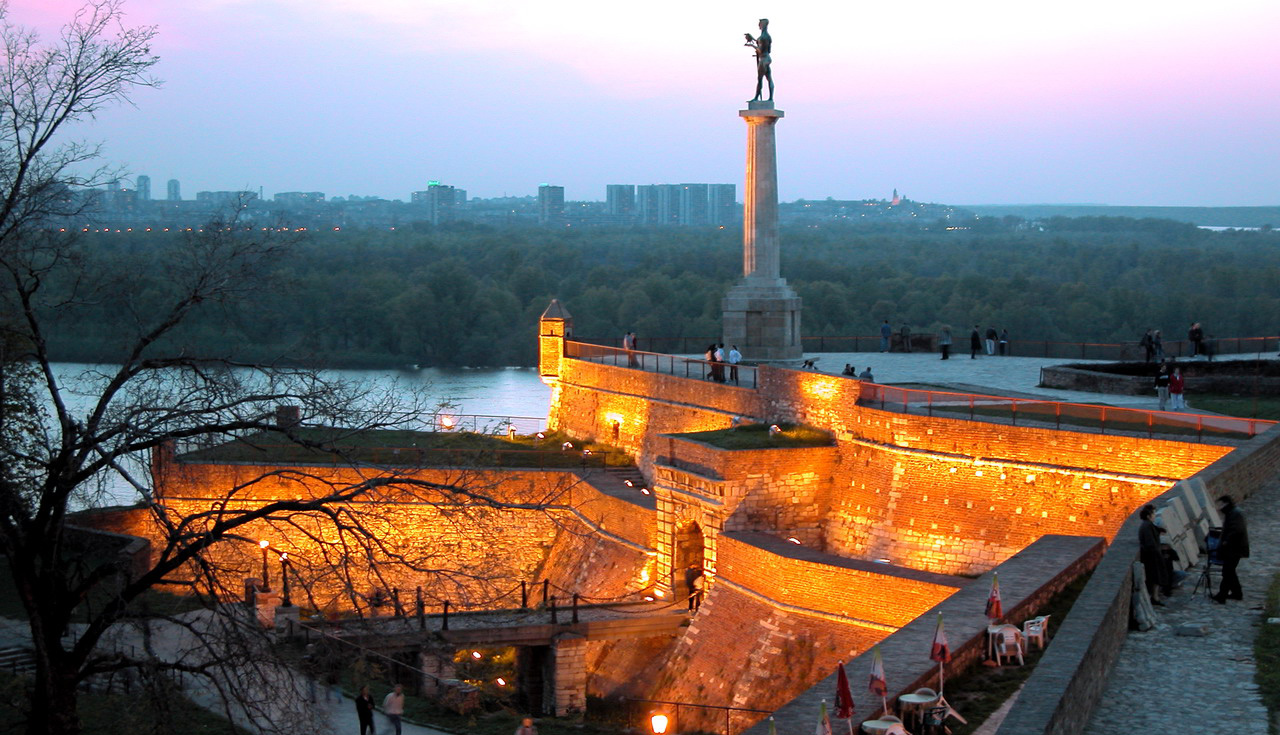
[178,428,633,468]
[678,423,834,450]
[1254,570,1280,732]
[940,570,1092,735]
[0,670,248,735]
[1190,394,1280,421]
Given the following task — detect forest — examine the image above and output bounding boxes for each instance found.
[43,216,1280,368]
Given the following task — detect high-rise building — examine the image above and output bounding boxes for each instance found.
[709,184,736,226]
[410,182,457,225]
[135,175,151,201]
[167,179,181,201]
[274,191,325,205]
[538,185,565,225]
[606,184,636,216]
[678,183,709,225]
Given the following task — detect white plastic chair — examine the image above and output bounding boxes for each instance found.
[1023,615,1050,651]
[996,625,1024,665]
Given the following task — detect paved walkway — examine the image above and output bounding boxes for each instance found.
[1082,477,1280,734]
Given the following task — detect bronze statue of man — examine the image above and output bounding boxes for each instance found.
[744,18,773,102]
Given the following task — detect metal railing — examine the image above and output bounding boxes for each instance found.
[565,341,759,389]
[426,413,547,434]
[622,697,773,735]
[858,383,1275,440]
[577,334,1280,360]
[180,442,624,469]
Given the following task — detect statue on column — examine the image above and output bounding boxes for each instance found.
[744,19,773,102]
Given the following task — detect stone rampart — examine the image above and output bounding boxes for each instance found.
[993,424,1280,735]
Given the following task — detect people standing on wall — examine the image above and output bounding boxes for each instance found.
[880,320,892,352]
[984,326,998,356]
[1169,366,1186,410]
[1154,363,1171,410]
[970,326,981,359]
[685,564,705,613]
[715,344,727,383]
[382,684,405,735]
[356,686,376,735]
[1140,329,1155,363]
[624,331,638,367]
[938,326,952,360]
[1153,330,1164,362]
[1138,504,1170,606]
[1212,495,1249,604]
[999,328,1009,356]
[900,323,912,352]
[1189,322,1204,357]
[729,345,742,384]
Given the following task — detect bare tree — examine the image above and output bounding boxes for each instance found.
[0,4,577,734]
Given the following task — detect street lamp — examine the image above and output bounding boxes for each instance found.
[650,714,669,734]
[259,540,270,591]
[279,552,292,607]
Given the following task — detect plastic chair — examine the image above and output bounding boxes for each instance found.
[1023,615,1050,650]
[995,625,1024,665]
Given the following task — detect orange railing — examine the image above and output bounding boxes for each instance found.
[857,383,1275,440]
[565,341,759,389]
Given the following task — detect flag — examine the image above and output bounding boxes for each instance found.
[815,699,832,735]
[835,661,855,720]
[930,613,952,663]
[868,646,887,697]
[985,572,1003,620]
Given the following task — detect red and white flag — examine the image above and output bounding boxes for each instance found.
[868,647,887,697]
[835,661,856,720]
[985,572,1003,620]
[930,613,952,663]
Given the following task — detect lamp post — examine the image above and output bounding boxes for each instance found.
[259,539,270,591]
[279,552,292,607]
[650,713,669,734]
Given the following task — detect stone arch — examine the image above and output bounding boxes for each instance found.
[673,519,705,596]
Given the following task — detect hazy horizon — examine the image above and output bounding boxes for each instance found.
[13,0,1279,207]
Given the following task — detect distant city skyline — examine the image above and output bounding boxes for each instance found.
[16,0,1280,206]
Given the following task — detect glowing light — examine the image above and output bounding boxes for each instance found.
[279,552,288,561]
[644,596,654,601]
[624,480,634,487]
[787,537,801,544]
[440,415,456,429]
[1026,474,1036,483]
[769,424,781,436]
[651,714,670,734]
[259,540,270,549]
[562,441,573,451]
[640,488,650,495]
[654,589,665,598]
[496,677,507,686]
[471,651,482,659]
[639,567,651,584]
[536,432,545,440]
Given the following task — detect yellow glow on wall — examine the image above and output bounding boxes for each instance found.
[800,375,842,401]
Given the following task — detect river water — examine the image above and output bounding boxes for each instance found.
[49,363,552,507]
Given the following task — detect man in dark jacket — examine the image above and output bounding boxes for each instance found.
[1213,495,1250,603]
[1138,505,1169,605]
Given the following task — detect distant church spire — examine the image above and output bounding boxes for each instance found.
[891,188,901,206]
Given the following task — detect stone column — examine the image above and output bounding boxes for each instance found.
[741,107,784,281]
[722,102,803,362]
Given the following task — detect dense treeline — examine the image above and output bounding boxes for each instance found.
[42,217,1280,368]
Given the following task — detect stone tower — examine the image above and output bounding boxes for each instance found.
[721,101,802,361]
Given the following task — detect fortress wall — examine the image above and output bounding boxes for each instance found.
[82,461,657,612]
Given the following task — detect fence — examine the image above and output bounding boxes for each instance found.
[577,334,1280,360]
[565,341,759,389]
[622,697,773,735]
[858,383,1274,440]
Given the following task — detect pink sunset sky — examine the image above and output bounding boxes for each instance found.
[9,0,1279,205]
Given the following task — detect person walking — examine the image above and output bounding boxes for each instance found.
[382,684,405,735]
[938,326,952,360]
[880,320,892,352]
[356,686,376,735]
[1169,366,1186,410]
[969,326,981,359]
[1212,495,1249,603]
[1154,364,1171,410]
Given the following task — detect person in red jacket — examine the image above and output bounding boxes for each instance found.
[1169,366,1186,410]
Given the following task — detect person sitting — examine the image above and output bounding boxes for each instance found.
[802,358,819,370]
[842,364,855,376]
[858,367,874,381]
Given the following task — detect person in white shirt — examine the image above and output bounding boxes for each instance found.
[382,684,405,735]
[728,345,742,384]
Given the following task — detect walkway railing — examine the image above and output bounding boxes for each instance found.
[578,334,1280,360]
[565,341,759,389]
[426,412,547,434]
[858,383,1275,440]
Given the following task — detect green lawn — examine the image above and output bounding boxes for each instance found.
[1254,571,1280,733]
[679,423,834,450]
[178,428,634,468]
